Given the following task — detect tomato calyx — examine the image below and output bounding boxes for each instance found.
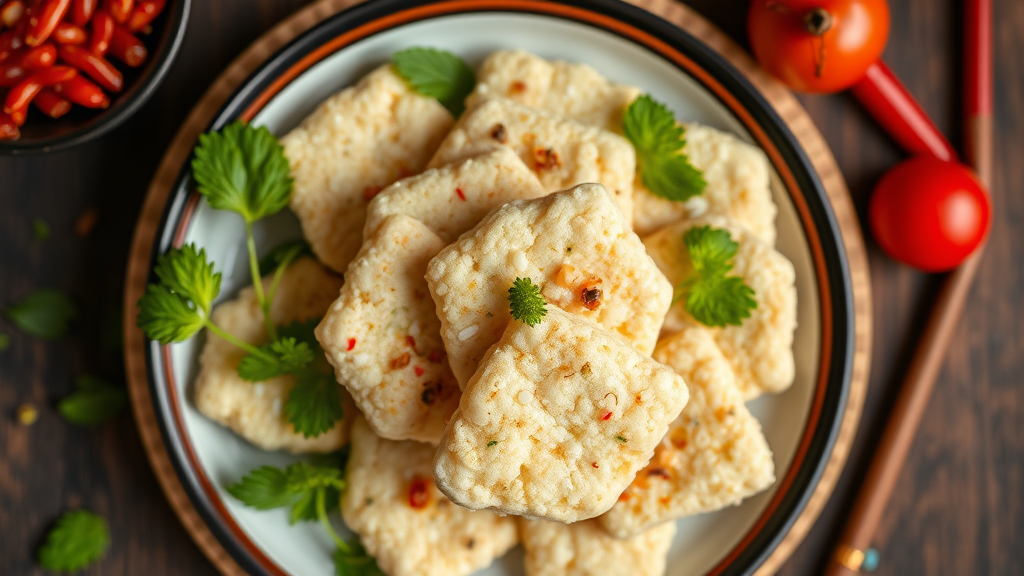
[804,8,834,35]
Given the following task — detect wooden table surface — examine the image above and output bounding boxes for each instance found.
[1,0,1021,574]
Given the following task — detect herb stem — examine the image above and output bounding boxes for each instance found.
[316,487,350,552]
[245,220,277,341]
[204,320,267,358]
[266,245,301,307]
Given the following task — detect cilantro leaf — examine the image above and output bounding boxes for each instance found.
[277,319,322,352]
[258,239,313,276]
[236,337,315,381]
[392,47,475,117]
[58,375,128,427]
[508,277,547,327]
[33,218,50,241]
[623,95,706,201]
[226,466,295,510]
[678,225,757,327]
[38,510,110,572]
[335,539,384,576]
[136,284,205,344]
[5,289,77,340]
[153,244,221,315]
[286,372,345,438]
[191,121,294,223]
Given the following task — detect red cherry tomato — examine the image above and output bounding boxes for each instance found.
[869,157,991,272]
[747,0,891,93]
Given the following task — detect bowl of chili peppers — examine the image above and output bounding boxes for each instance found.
[0,0,189,153]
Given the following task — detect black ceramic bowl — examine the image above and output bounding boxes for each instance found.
[0,0,190,155]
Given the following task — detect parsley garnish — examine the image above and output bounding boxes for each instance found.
[228,460,382,575]
[258,239,312,276]
[487,440,498,447]
[237,337,316,381]
[286,372,346,438]
[33,217,50,241]
[508,277,547,327]
[58,375,128,427]
[191,120,294,340]
[136,245,220,345]
[615,435,628,443]
[623,95,706,201]
[38,510,110,572]
[392,47,475,117]
[5,289,77,340]
[677,226,757,327]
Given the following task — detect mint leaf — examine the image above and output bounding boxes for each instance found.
[191,121,294,223]
[58,375,128,426]
[5,289,77,340]
[38,510,110,572]
[392,47,475,117]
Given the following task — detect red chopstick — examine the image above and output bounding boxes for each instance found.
[827,1,992,574]
[851,61,958,161]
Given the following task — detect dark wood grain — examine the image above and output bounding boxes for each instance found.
[0,0,1021,574]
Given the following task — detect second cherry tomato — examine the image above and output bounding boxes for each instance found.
[747,0,890,93]
[869,157,991,272]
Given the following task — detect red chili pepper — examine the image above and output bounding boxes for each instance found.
[21,43,57,68]
[126,0,163,32]
[53,73,107,107]
[32,86,70,117]
[0,31,23,62]
[58,43,121,91]
[104,0,132,23]
[0,62,26,87]
[455,187,466,201]
[25,0,73,47]
[107,23,143,66]
[346,338,356,351]
[88,11,114,56]
[0,111,19,140]
[53,22,87,45]
[71,0,97,27]
[414,366,425,377]
[601,411,613,421]
[592,462,599,468]
[408,478,430,509]
[1,1,25,29]
[4,65,75,120]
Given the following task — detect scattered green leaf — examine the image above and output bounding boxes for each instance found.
[486,440,498,448]
[5,289,77,340]
[335,538,384,576]
[135,284,205,344]
[153,244,221,315]
[615,435,628,443]
[227,461,344,525]
[677,226,757,327]
[392,47,476,117]
[37,510,110,573]
[33,218,50,241]
[226,466,295,510]
[58,375,128,427]
[191,120,294,223]
[0,332,9,351]
[623,95,706,201]
[286,372,345,438]
[508,277,547,327]
[236,338,315,382]
[258,240,313,276]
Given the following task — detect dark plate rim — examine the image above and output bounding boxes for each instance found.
[0,0,192,155]
[140,1,855,574]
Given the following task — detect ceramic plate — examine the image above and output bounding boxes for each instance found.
[137,0,854,574]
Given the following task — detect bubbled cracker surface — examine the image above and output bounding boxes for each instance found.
[600,325,775,538]
[642,216,797,398]
[194,258,353,453]
[632,123,777,242]
[425,183,672,389]
[342,417,518,576]
[520,518,676,576]
[432,306,689,523]
[364,147,547,243]
[280,65,453,272]
[466,50,640,132]
[316,216,460,444]
[428,98,636,221]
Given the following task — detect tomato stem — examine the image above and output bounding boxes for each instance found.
[804,8,833,36]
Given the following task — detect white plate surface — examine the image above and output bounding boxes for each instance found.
[167,12,821,576]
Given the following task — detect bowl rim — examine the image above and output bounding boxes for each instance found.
[127,0,862,574]
[0,0,192,155]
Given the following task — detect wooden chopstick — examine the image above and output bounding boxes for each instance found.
[826,1,992,574]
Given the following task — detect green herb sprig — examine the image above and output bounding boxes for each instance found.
[677,226,757,327]
[624,95,706,202]
[228,458,382,575]
[38,510,110,572]
[392,47,475,117]
[508,277,547,327]
[58,375,128,427]
[5,289,77,340]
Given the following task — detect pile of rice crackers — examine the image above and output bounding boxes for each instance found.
[194,50,797,576]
